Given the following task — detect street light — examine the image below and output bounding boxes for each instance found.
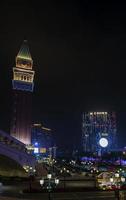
[47,174,52,179]
[110,177,114,183]
[60,167,67,190]
[60,167,70,190]
[115,173,119,178]
[40,173,59,200]
[28,166,36,192]
[121,177,125,183]
[40,179,44,185]
[55,179,59,184]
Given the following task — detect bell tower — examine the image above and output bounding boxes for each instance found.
[11,41,35,145]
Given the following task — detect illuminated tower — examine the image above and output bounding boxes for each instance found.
[82,112,117,153]
[10,41,35,145]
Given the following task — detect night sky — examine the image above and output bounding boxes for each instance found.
[0,1,126,150]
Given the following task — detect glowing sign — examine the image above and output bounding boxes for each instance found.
[34,147,39,153]
[99,138,108,148]
[40,148,46,153]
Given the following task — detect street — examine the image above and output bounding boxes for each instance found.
[0,184,123,200]
[0,179,125,200]
[0,191,117,200]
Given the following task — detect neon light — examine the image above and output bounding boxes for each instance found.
[42,127,51,131]
[17,56,32,61]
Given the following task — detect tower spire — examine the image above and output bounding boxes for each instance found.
[17,40,32,61]
[16,41,33,70]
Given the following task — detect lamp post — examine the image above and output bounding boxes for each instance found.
[28,166,36,192]
[115,173,120,189]
[110,177,114,184]
[40,173,59,200]
[60,167,68,190]
[115,173,119,178]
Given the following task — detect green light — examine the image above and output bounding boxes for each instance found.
[17,41,32,61]
[17,56,32,61]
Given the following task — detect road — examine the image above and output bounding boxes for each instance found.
[0,184,123,200]
[0,191,118,200]
[0,180,125,200]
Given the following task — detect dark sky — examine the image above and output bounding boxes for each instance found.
[0,1,126,150]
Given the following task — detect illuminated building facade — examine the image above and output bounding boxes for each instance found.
[31,123,54,156]
[10,41,35,145]
[82,112,117,153]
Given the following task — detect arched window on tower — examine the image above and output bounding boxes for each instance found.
[24,76,26,81]
[21,75,23,80]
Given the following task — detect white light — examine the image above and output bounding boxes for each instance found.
[110,178,114,183]
[115,173,119,178]
[34,147,39,153]
[55,179,59,184]
[121,177,125,182]
[47,174,52,179]
[40,179,44,185]
[99,138,108,148]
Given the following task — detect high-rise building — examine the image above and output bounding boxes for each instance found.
[31,123,54,155]
[82,112,117,153]
[10,41,35,145]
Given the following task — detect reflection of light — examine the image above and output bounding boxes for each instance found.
[99,138,108,148]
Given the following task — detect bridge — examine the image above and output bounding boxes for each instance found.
[0,130,36,170]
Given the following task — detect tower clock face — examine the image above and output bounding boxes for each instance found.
[99,138,108,148]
